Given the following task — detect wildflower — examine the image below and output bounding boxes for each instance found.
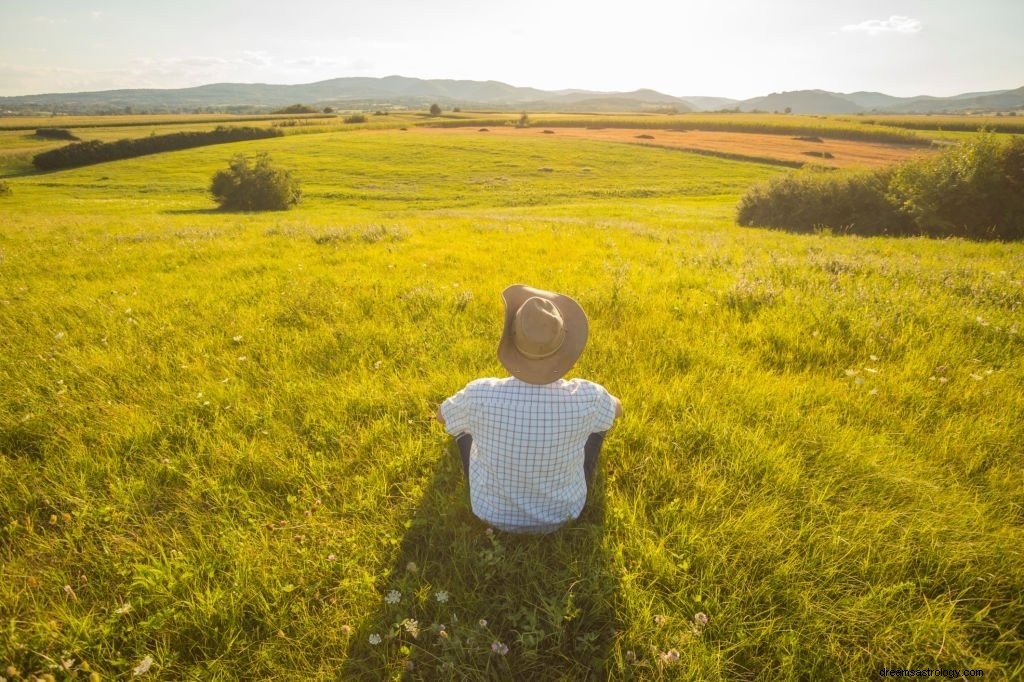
[63,584,77,600]
[340,624,352,636]
[439,627,449,640]
[238,356,247,362]
[368,633,382,645]
[132,654,154,676]
[653,614,668,626]
[385,589,401,604]
[845,369,858,376]
[54,331,66,340]
[485,528,494,536]
[405,561,418,574]
[625,650,636,663]
[435,590,449,603]
[491,641,509,655]
[327,554,337,562]
[478,619,488,628]
[232,335,244,342]
[870,354,879,361]
[868,388,878,396]
[694,612,709,627]
[114,602,133,615]
[402,619,420,638]
[659,649,680,664]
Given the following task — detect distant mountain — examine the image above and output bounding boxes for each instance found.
[679,96,741,111]
[0,76,693,114]
[733,87,1024,114]
[1,76,1021,115]
[738,90,864,114]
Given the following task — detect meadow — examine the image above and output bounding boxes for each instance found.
[0,115,1022,680]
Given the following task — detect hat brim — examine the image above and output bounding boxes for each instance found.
[498,284,589,385]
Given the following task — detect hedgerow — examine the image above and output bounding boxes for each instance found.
[32,126,282,171]
[737,133,1024,240]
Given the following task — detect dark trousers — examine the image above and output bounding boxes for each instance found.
[455,432,607,488]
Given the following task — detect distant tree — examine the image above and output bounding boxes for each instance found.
[429,103,442,116]
[323,107,334,114]
[517,112,531,128]
[784,106,792,114]
[210,153,301,211]
[274,104,318,114]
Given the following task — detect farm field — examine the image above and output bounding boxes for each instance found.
[422,126,938,169]
[0,117,1022,680]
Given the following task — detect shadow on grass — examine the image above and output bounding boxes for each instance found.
[341,440,619,679]
[160,208,228,215]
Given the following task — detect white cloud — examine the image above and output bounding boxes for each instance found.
[842,15,922,36]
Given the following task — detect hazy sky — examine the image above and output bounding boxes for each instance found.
[1,0,1022,98]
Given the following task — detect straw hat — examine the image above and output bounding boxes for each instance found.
[498,284,589,385]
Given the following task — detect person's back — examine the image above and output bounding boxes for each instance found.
[437,285,622,534]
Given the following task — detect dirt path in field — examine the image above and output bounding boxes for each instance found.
[418,126,937,169]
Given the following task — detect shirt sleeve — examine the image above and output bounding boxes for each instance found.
[589,382,618,433]
[439,382,476,437]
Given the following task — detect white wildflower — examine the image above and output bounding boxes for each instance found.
[385,589,401,605]
[132,654,154,676]
[491,641,509,655]
[368,633,382,645]
[435,590,449,603]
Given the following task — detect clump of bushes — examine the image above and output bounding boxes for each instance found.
[737,133,1024,240]
[34,128,79,141]
[32,126,282,171]
[210,153,301,211]
[344,114,367,124]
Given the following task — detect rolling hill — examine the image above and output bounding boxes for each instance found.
[1,76,1021,115]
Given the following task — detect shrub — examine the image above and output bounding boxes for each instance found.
[887,133,1024,239]
[210,153,301,211]
[32,126,282,171]
[737,133,1024,240]
[274,104,318,114]
[344,114,367,124]
[737,167,909,236]
[0,180,11,197]
[34,128,79,141]
[429,103,442,116]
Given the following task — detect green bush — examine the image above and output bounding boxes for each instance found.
[210,153,301,211]
[888,133,1024,239]
[32,126,282,171]
[737,133,1024,240]
[34,128,79,141]
[343,114,367,124]
[737,167,909,235]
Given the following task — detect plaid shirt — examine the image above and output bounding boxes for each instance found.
[440,377,618,533]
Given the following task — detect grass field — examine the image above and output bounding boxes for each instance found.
[1,118,1022,680]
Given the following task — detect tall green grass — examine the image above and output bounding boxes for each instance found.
[0,128,1021,679]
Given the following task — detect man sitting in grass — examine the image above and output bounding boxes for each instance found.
[436,284,623,534]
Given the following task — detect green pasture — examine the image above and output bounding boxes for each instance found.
[0,125,1022,680]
